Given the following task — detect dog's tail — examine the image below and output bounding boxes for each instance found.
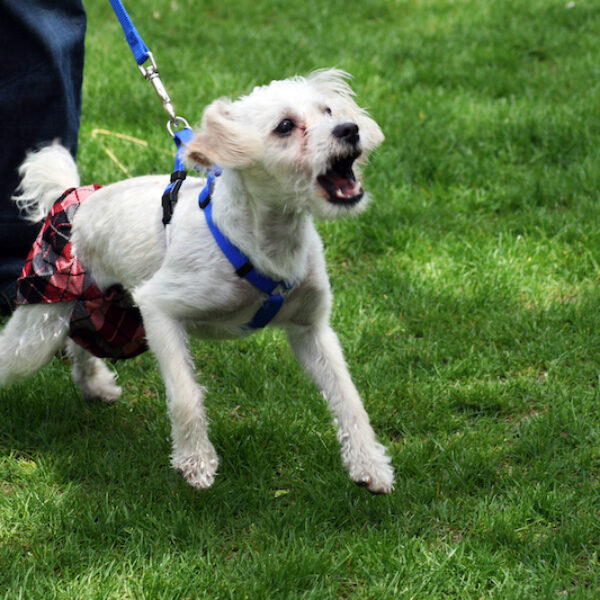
[13,141,81,222]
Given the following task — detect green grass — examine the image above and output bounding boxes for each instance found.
[2,0,600,597]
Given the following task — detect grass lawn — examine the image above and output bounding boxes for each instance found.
[2,0,600,597]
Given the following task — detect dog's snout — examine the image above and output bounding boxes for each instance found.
[332,122,360,146]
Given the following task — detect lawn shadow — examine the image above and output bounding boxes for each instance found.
[0,362,399,551]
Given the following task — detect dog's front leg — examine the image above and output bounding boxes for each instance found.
[134,296,219,490]
[285,322,394,494]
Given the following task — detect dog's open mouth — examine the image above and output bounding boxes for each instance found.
[317,153,364,206]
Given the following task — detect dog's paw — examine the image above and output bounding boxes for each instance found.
[72,357,122,404]
[352,463,395,495]
[172,449,219,491]
[80,375,122,404]
[346,442,395,495]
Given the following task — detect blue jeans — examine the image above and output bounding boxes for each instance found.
[0,0,86,309]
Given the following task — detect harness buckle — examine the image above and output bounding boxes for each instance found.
[161,170,187,226]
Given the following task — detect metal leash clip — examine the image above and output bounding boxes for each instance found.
[166,115,190,137]
[137,51,190,136]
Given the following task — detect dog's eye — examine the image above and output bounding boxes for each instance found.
[274,119,296,135]
[324,107,332,116]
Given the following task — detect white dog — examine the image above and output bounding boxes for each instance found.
[0,70,394,494]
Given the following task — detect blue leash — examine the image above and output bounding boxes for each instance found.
[108,0,149,65]
[110,0,293,328]
[109,0,192,223]
[109,0,188,133]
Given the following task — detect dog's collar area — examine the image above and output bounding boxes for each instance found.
[199,177,294,329]
[161,129,293,329]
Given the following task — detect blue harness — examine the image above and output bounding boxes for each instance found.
[109,4,291,329]
[162,128,294,330]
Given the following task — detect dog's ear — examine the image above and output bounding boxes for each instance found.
[186,99,259,168]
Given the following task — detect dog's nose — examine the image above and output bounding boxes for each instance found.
[332,122,360,146]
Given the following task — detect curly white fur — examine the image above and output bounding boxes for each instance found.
[13,142,80,222]
[0,70,393,494]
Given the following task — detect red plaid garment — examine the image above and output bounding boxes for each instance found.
[17,186,148,360]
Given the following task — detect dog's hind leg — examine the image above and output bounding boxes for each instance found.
[0,302,73,386]
[66,339,121,403]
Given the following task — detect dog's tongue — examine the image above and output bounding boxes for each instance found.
[335,178,362,199]
[323,171,362,199]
